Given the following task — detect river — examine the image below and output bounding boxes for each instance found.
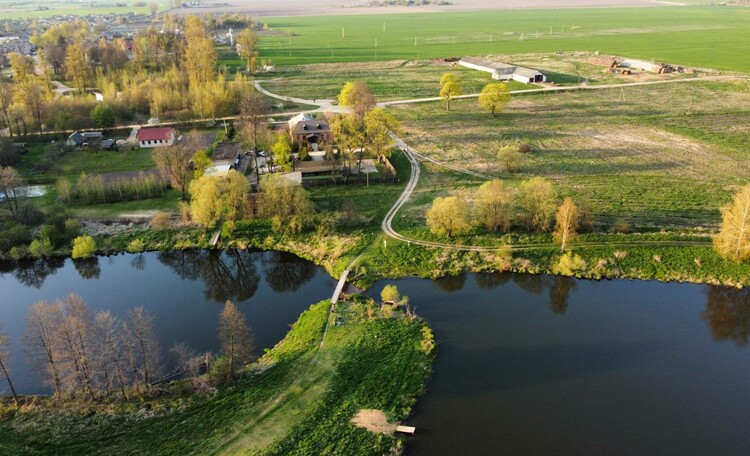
[3,252,750,454]
[0,250,336,395]
[369,273,750,456]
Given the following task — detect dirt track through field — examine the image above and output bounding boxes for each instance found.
[255,79,725,252]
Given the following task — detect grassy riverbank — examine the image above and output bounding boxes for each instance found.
[0,298,434,455]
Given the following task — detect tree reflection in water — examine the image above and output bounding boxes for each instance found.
[433,273,467,293]
[261,251,316,293]
[701,286,750,347]
[130,253,146,271]
[475,272,512,290]
[73,257,101,280]
[474,272,576,315]
[157,250,201,281]
[548,276,576,315]
[158,250,260,303]
[11,257,64,288]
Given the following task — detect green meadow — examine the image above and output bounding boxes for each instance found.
[259,7,750,72]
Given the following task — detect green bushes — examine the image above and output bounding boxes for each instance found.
[39,215,81,249]
[0,224,31,253]
[28,237,53,258]
[71,235,97,259]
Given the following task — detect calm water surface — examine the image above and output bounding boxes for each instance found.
[0,250,336,394]
[369,274,750,456]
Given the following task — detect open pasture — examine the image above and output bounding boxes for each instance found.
[391,79,750,230]
[259,7,750,72]
[262,60,525,101]
[261,52,703,101]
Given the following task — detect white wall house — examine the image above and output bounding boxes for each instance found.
[459,57,546,84]
[137,127,175,148]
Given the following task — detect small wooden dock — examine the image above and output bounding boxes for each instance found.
[395,425,416,435]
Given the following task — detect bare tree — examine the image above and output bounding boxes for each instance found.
[170,342,203,388]
[218,301,253,378]
[125,307,161,390]
[0,322,19,407]
[0,81,13,137]
[24,301,64,396]
[0,165,24,220]
[239,89,271,151]
[153,133,198,200]
[94,311,129,401]
[53,296,96,400]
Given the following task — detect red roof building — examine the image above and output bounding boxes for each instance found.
[137,127,175,148]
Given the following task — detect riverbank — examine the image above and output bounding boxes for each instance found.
[92,222,750,289]
[3,219,749,293]
[0,297,434,454]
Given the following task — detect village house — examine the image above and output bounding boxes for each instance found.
[65,131,104,147]
[287,113,331,150]
[137,127,175,148]
[459,57,546,84]
[206,141,244,176]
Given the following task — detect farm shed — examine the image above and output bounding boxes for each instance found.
[459,57,546,84]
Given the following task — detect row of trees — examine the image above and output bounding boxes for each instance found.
[57,172,168,204]
[0,296,254,404]
[439,73,511,116]
[426,177,582,250]
[1,15,262,136]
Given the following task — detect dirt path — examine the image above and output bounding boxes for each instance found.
[252,82,717,252]
[385,133,712,252]
[379,75,740,107]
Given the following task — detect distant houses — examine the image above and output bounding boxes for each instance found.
[459,57,546,84]
[136,127,175,148]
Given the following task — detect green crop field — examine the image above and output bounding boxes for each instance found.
[259,7,750,72]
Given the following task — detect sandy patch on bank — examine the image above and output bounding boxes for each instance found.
[351,409,397,434]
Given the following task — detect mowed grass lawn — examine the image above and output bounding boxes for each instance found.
[391,79,750,230]
[260,7,750,72]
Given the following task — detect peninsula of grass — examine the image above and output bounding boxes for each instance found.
[0,298,434,455]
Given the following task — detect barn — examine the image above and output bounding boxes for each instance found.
[459,57,546,84]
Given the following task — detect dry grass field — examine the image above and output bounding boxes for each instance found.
[262,60,522,101]
[261,53,707,102]
[391,79,750,230]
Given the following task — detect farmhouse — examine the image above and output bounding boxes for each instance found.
[287,113,331,149]
[459,57,546,84]
[137,127,175,148]
[65,131,104,147]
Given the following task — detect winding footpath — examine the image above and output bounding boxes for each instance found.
[254,79,718,252]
